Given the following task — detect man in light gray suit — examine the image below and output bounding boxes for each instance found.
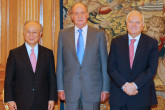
[57,2,110,110]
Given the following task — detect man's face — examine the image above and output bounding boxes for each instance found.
[127,13,144,38]
[71,4,89,29]
[24,22,42,48]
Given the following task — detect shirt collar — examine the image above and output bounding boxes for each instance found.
[25,42,38,52]
[128,33,141,41]
[75,25,88,33]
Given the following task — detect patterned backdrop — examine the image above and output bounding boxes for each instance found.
[62,0,165,109]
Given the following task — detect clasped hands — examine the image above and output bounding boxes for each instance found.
[122,83,138,96]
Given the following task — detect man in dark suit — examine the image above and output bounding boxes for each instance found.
[57,2,110,110]
[108,11,158,110]
[4,21,58,110]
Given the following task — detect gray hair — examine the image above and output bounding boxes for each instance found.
[70,2,88,14]
[23,20,43,32]
[126,11,144,23]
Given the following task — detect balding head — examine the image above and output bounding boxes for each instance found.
[126,11,144,23]
[71,2,89,29]
[71,2,88,14]
[23,21,43,33]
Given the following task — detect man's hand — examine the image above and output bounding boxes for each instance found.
[101,92,110,102]
[122,83,138,96]
[48,100,54,110]
[8,101,17,110]
[58,91,65,100]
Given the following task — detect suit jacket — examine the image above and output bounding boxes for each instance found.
[108,33,158,107]
[57,26,110,102]
[4,44,57,110]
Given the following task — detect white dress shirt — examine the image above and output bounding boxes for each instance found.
[25,42,38,60]
[128,34,141,59]
[75,25,88,51]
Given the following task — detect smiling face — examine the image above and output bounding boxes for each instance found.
[126,11,144,38]
[23,21,42,48]
[71,3,89,29]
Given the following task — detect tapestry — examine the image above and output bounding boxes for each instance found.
[62,0,165,109]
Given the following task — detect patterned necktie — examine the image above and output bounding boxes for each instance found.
[77,29,84,64]
[30,48,37,72]
[129,39,136,69]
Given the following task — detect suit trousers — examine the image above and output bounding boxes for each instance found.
[110,104,151,110]
[66,92,100,110]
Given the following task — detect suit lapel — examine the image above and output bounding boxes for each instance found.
[70,27,79,63]
[21,44,34,73]
[22,43,43,74]
[72,26,96,65]
[35,44,42,74]
[81,26,92,65]
[123,34,131,69]
[132,34,145,69]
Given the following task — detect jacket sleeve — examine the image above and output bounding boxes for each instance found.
[99,31,110,92]
[4,50,16,102]
[48,50,58,101]
[107,39,127,88]
[56,31,64,91]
